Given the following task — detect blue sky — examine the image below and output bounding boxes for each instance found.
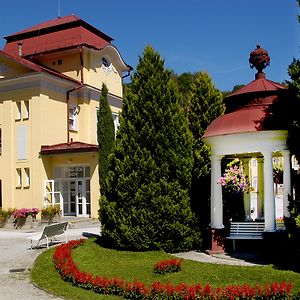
[0,0,299,91]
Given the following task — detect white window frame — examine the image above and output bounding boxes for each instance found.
[69,105,78,131]
[24,167,30,188]
[23,100,29,119]
[15,102,21,120]
[16,168,22,188]
[44,180,63,214]
[112,112,119,136]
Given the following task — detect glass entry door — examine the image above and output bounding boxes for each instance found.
[53,166,91,217]
[62,180,88,217]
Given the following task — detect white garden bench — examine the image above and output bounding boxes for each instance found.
[28,221,68,249]
[226,222,265,252]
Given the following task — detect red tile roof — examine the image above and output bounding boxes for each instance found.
[228,77,285,98]
[6,15,81,36]
[40,142,99,155]
[4,15,112,57]
[0,49,42,72]
[0,50,82,84]
[203,106,267,138]
[203,76,288,138]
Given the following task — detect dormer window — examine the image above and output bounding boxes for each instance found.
[101,56,112,70]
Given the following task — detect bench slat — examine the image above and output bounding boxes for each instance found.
[28,221,68,249]
[226,222,265,251]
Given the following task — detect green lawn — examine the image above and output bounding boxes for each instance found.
[31,238,300,300]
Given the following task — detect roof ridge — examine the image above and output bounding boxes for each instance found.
[5,15,81,38]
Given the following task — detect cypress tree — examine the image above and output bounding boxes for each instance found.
[188,72,224,178]
[99,46,200,253]
[187,72,225,228]
[97,83,115,196]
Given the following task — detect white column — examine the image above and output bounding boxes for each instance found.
[282,150,291,218]
[242,158,251,220]
[257,158,264,219]
[210,154,224,229]
[262,151,276,231]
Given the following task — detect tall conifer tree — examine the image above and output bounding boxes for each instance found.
[188,72,224,179]
[99,46,200,252]
[97,83,115,196]
[187,72,225,227]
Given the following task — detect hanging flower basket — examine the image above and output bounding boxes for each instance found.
[218,162,251,194]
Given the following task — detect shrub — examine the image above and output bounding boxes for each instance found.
[41,204,61,220]
[0,208,13,222]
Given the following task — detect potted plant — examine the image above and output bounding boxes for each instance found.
[0,208,13,228]
[12,208,40,228]
[41,204,61,223]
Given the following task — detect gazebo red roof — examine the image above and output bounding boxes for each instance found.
[203,77,287,139]
[40,142,99,155]
[229,77,285,97]
[203,45,289,139]
[203,106,268,138]
[3,15,112,57]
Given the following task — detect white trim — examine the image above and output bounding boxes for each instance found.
[203,130,288,156]
[83,45,131,72]
[0,72,77,94]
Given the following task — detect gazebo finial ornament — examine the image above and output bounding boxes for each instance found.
[249,45,270,79]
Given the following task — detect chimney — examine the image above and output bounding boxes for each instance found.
[18,42,23,56]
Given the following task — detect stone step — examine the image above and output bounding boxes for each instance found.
[61,216,100,229]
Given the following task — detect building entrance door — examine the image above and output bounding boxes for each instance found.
[60,179,90,217]
[45,166,91,217]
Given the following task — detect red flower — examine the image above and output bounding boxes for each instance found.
[53,240,294,300]
[153,258,182,275]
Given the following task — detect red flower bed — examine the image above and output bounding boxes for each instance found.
[153,258,182,274]
[53,239,294,299]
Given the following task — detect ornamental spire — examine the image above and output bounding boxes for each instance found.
[249,45,270,79]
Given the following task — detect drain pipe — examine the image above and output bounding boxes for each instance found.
[66,46,84,144]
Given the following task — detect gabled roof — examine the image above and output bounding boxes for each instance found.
[0,49,42,72]
[40,142,99,155]
[3,15,112,57]
[0,49,81,85]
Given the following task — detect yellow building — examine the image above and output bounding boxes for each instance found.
[0,15,131,218]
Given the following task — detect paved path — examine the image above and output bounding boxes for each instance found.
[0,225,101,300]
[174,250,266,266]
[0,224,265,300]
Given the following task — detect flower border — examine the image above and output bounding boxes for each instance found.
[53,239,294,299]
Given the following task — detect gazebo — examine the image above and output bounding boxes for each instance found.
[203,46,291,253]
